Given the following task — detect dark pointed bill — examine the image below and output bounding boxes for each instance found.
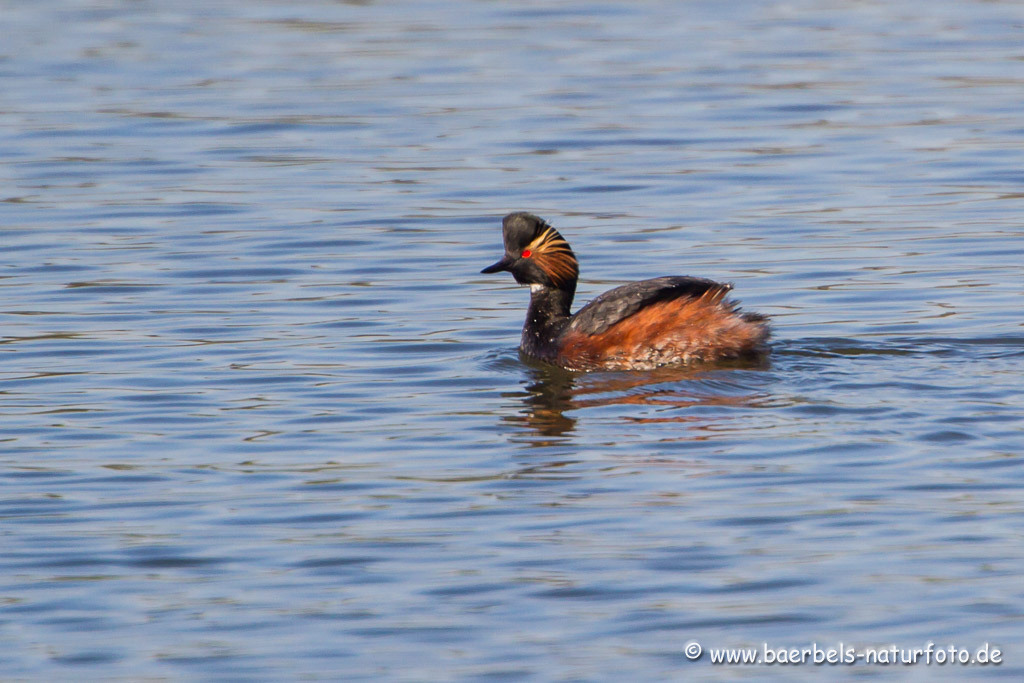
[481,255,515,274]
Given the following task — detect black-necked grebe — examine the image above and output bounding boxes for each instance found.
[481,212,770,371]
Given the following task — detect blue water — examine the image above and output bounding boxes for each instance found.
[3,0,1024,679]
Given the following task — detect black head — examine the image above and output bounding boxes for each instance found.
[481,212,579,290]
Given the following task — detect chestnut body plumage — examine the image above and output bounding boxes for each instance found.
[482,212,770,371]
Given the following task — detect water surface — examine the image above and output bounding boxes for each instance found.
[2,0,1024,679]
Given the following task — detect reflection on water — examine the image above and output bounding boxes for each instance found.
[510,358,772,440]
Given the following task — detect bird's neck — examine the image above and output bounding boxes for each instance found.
[521,283,575,361]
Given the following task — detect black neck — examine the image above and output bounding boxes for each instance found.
[520,284,575,362]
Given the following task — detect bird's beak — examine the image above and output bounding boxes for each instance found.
[481,255,515,274]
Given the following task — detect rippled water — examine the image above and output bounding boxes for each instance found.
[3,0,1024,678]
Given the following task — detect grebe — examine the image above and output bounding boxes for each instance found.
[481,212,769,371]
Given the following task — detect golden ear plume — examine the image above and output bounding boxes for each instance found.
[525,225,578,289]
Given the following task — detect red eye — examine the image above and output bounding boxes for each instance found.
[521,249,532,258]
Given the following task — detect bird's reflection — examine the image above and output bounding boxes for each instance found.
[504,352,771,442]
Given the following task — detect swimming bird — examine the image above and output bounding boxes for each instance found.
[481,212,769,371]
